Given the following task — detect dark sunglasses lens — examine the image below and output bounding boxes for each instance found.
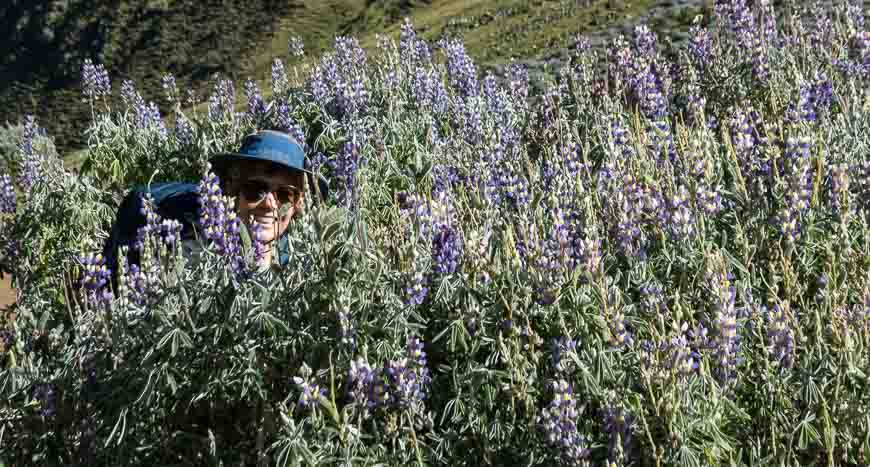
[241,181,269,201]
[275,187,300,204]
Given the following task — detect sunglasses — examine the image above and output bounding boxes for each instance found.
[239,179,303,206]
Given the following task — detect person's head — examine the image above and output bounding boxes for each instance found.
[209,130,327,245]
[222,159,305,243]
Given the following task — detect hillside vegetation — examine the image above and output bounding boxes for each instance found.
[4,0,870,463]
[0,0,707,153]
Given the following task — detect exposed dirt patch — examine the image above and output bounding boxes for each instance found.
[0,275,15,310]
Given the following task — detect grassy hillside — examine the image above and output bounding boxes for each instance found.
[0,0,711,154]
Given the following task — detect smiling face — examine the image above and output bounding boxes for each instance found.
[226,160,306,244]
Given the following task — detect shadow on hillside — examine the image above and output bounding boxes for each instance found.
[0,0,115,90]
[0,0,291,151]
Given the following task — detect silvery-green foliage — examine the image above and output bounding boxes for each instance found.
[4,2,870,466]
[0,122,24,173]
[0,121,57,179]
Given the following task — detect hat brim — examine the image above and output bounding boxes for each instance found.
[209,152,329,202]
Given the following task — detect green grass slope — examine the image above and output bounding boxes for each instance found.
[1,0,708,154]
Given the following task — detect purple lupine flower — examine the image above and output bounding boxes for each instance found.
[432,165,460,196]
[696,185,723,217]
[404,270,429,306]
[455,98,484,145]
[725,0,773,81]
[159,219,183,247]
[775,138,813,244]
[538,379,591,464]
[682,81,707,126]
[608,305,634,348]
[560,141,586,179]
[538,85,560,133]
[334,36,367,71]
[601,407,634,465]
[383,68,400,93]
[273,101,306,149]
[786,74,833,124]
[574,235,602,278]
[271,58,288,94]
[766,304,795,369]
[81,59,111,99]
[307,39,369,120]
[507,63,530,111]
[31,383,57,418]
[208,78,236,123]
[244,79,267,121]
[17,115,43,193]
[329,135,363,208]
[383,360,426,409]
[161,74,177,103]
[639,281,667,315]
[634,64,667,120]
[336,75,368,118]
[851,31,870,70]
[847,3,865,30]
[551,337,578,374]
[728,106,770,201]
[0,174,16,214]
[609,119,636,160]
[133,193,163,252]
[174,115,195,147]
[78,252,114,307]
[609,35,634,92]
[439,38,478,99]
[346,338,431,413]
[338,309,356,348]
[292,375,327,409]
[829,163,852,221]
[145,102,168,139]
[412,66,449,115]
[347,357,376,410]
[123,262,148,308]
[120,79,144,110]
[407,336,427,367]
[399,336,431,405]
[399,19,431,66]
[666,185,695,240]
[119,80,167,137]
[431,222,462,275]
[598,171,650,259]
[666,324,702,377]
[197,170,244,271]
[688,25,713,72]
[306,151,328,176]
[289,36,305,58]
[633,24,657,56]
[78,253,112,292]
[705,254,741,384]
[307,59,333,107]
[0,329,12,349]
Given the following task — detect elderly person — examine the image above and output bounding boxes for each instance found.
[103,130,327,275]
[207,130,327,269]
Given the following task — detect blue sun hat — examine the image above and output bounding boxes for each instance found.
[209,130,328,201]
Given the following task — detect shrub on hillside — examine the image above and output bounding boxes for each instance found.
[3,2,870,466]
[0,120,57,177]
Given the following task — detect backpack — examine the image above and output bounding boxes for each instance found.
[102,182,292,277]
[102,182,201,273]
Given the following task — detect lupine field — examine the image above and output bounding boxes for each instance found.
[2,1,870,465]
